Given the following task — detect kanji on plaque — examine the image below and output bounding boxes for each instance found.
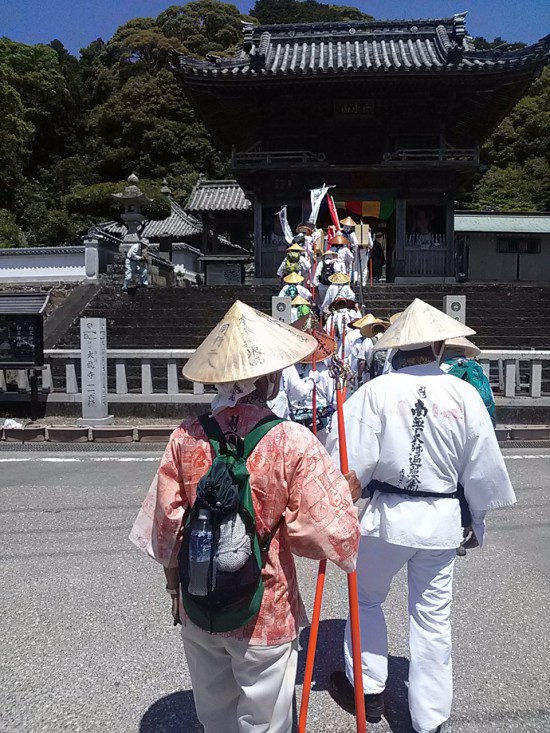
[80,318,110,422]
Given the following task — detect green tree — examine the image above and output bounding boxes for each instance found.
[157,0,255,59]
[0,209,25,248]
[251,0,372,25]
[0,66,33,210]
[465,68,550,211]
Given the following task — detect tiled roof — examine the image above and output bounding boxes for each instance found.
[187,178,252,212]
[0,292,49,314]
[97,199,202,240]
[175,14,549,78]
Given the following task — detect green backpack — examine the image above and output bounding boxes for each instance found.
[284,250,301,274]
[446,357,496,427]
[179,414,285,633]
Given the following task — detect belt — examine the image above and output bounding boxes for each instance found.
[367,479,458,500]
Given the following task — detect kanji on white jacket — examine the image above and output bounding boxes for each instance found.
[326,361,515,549]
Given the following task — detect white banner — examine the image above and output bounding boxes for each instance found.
[277,206,294,244]
[309,184,330,226]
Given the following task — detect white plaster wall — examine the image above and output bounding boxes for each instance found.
[519,238,550,281]
[0,249,94,282]
[468,234,550,283]
[172,249,201,276]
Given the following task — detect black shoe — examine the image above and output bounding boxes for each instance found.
[328,670,384,722]
[456,544,467,557]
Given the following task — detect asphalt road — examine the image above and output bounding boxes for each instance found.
[0,448,549,733]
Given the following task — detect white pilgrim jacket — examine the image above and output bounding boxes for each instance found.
[326,362,515,550]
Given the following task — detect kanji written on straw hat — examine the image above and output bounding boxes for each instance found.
[182,300,317,384]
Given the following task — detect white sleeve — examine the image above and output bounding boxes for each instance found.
[276,259,285,278]
[459,401,516,514]
[321,286,334,312]
[286,366,314,403]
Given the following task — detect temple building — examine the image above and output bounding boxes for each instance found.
[173,13,549,280]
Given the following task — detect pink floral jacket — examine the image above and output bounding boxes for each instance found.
[130,404,359,645]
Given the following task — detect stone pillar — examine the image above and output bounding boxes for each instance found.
[77,318,113,426]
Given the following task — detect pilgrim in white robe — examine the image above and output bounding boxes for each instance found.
[326,361,515,733]
[335,245,354,279]
[276,255,311,280]
[278,284,312,301]
[268,364,316,419]
[321,283,356,314]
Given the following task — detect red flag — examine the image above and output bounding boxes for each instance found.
[327,194,340,229]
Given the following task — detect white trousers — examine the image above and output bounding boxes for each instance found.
[181,621,298,733]
[357,249,371,286]
[344,536,455,733]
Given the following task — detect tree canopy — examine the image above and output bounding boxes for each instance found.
[0,11,547,248]
[461,67,549,211]
[251,0,373,24]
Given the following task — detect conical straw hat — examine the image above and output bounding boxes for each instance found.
[291,295,310,306]
[357,314,389,338]
[287,242,305,252]
[182,301,317,384]
[283,272,304,284]
[296,222,314,235]
[340,216,356,226]
[328,272,350,284]
[373,298,475,351]
[328,234,348,246]
[350,312,375,329]
[389,311,404,325]
[292,313,336,363]
[322,249,338,259]
[445,336,480,358]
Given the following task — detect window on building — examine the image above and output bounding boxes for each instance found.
[497,238,541,254]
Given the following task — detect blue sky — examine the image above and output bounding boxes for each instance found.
[2,0,549,56]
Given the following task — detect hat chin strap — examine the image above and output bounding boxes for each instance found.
[432,341,446,364]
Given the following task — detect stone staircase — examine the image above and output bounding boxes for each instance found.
[57,278,550,351]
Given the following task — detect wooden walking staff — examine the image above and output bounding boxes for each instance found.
[298,355,366,733]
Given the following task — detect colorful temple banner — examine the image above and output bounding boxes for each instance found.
[340,200,396,220]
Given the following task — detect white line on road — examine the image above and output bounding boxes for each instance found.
[504,454,550,460]
[0,456,160,463]
[0,454,549,464]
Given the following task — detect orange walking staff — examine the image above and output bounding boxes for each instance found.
[298,355,366,733]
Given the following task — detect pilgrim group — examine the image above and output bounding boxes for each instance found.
[130,232,515,732]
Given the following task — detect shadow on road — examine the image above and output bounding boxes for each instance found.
[140,623,413,733]
[140,690,202,733]
[297,619,414,733]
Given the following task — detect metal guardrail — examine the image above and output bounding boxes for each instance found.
[1,349,550,404]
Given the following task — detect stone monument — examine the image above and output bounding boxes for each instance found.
[77,317,113,426]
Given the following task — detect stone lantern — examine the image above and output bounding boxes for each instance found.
[112,173,152,256]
